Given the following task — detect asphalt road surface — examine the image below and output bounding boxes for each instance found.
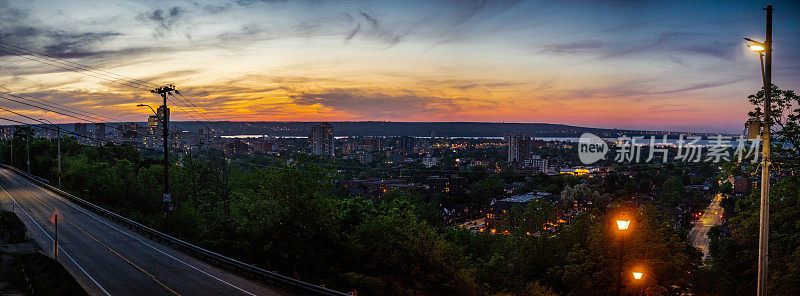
[689,193,724,261]
[0,167,290,296]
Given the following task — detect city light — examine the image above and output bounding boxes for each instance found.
[0,2,789,296]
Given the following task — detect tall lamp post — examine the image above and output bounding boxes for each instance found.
[744,5,772,296]
[632,271,644,296]
[616,219,631,296]
[41,119,61,188]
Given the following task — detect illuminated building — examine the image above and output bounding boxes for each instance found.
[310,122,334,156]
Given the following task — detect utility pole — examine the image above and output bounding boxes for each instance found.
[149,84,178,231]
[42,119,61,188]
[617,238,624,296]
[57,125,61,188]
[757,5,773,296]
[54,213,58,260]
[26,130,29,172]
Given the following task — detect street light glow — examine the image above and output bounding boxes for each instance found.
[633,272,643,280]
[747,44,766,52]
[616,220,630,230]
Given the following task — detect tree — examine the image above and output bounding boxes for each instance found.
[556,208,700,295]
[343,199,477,296]
[699,175,800,295]
[560,183,599,205]
[234,166,341,279]
[695,86,800,294]
[719,181,733,196]
[468,177,504,207]
[661,177,684,206]
[748,84,800,167]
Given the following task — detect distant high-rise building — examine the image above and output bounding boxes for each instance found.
[508,133,532,165]
[146,106,170,148]
[226,139,248,154]
[94,123,106,140]
[310,122,334,156]
[73,123,87,137]
[252,140,273,154]
[397,135,415,154]
[157,105,170,133]
[524,155,549,173]
[146,115,160,147]
[121,123,139,144]
[361,137,381,152]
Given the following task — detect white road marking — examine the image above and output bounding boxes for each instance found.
[7,170,259,296]
[0,185,112,296]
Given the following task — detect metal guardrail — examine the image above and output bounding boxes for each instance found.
[1,164,350,296]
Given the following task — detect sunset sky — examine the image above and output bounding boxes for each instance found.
[1,0,799,133]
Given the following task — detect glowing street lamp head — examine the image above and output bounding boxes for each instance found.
[747,44,766,52]
[743,38,766,53]
[616,220,630,230]
[633,272,643,280]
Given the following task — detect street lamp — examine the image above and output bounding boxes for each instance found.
[632,270,645,296]
[615,217,631,296]
[40,119,61,188]
[745,6,772,296]
[632,272,643,280]
[137,104,158,116]
[744,38,766,53]
[617,220,631,230]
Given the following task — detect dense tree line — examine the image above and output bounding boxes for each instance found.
[693,85,800,294]
[0,130,706,295]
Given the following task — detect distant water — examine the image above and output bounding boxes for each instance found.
[222,135,735,146]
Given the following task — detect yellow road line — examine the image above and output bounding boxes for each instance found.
[70,219,182,296]
[8,176,182,296]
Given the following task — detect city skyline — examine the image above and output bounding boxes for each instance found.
[1,0,799,133]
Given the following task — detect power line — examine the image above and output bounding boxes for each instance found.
[0,93,137,138]
[0,44,209,127]
[176,92,222,128]
[0,91,118,124]
[0,43,156,90]
[0,86,121,122]
[0,43,221,129]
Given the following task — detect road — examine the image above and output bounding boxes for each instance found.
[0,167,289,296]
[689,193,724,261]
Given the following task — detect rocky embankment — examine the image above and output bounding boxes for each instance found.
[1,210,87,296]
